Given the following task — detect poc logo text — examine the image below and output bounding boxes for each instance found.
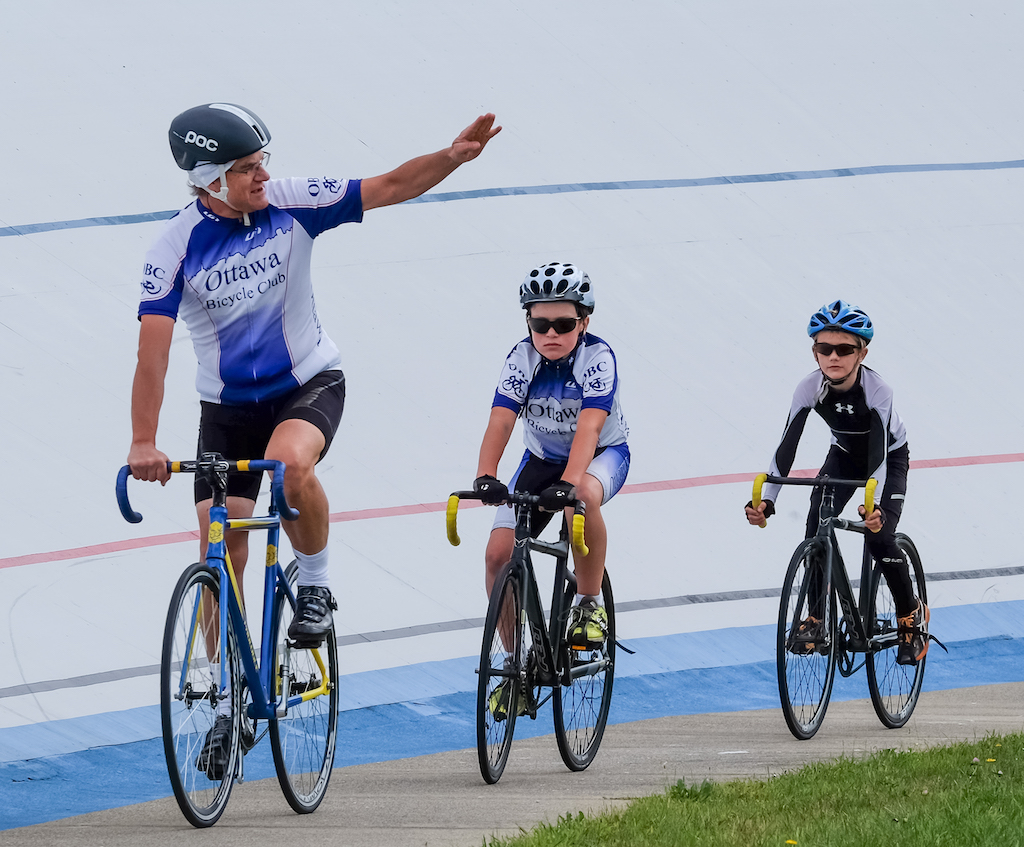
[185,131,219,153]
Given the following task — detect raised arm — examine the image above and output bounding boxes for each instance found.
[128,314,175,484]
[361,114,501,211]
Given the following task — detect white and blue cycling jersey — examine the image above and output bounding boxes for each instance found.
[138,177,363,404]
[492,333,629,462]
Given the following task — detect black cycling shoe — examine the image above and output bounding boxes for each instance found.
[287,586,337,646]
[196,715,233,780]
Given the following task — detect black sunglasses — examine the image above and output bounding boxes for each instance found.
[813,341,861,357]
[527,316,581,335]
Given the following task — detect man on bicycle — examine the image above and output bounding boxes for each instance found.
[744,300,929,665]
[128,103,500,647]
[473,263,630,675]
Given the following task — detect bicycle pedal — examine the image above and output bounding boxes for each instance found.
[240,722,257,753]
[287,637,322,650]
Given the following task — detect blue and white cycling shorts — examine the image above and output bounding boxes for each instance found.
[491,443,630,533]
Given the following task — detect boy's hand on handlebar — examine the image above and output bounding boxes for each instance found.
[473,474,509,505]
[538,480,576,512]
[745,499,774,526]
[127,442,170,485]
[858,504,884,533]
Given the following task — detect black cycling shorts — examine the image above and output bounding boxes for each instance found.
[505,447,608,537]
[194,370,346,503]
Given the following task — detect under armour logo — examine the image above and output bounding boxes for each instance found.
[835,403,854,414]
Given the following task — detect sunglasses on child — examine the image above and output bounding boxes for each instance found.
[813,341,862,357]
[527,316,581,334]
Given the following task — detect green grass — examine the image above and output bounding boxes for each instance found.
[485,733,1024,847]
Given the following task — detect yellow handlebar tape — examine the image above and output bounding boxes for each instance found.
[864,478,879,532]
[753,473,768,529]
[864,478,877,514]
[446,494,461,547]
[572,512,589,557]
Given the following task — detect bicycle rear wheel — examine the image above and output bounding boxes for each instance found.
[476,561,524,784]
[867,534,928,728]
[554,570,616,771]
[161,563,241,827]
[270,561,339,814]
[777,538,838,740]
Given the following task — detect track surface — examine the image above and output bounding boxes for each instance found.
[3,683,1021,847]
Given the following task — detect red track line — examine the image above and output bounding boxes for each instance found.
[3,453,1020,571]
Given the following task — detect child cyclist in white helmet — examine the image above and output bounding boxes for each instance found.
[744,300,929,665]
[473,262,630,652]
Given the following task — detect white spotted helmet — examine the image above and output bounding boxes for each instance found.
[519,262,595,314]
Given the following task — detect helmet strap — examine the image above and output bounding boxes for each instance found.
[206,164,231,203]
[203,164,252,226]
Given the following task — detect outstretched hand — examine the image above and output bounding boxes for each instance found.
[449,114,502,164]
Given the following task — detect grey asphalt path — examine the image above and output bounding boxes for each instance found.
[4,682,1022,847]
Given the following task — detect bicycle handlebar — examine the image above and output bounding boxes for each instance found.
[116,459,300,524]
[752,473,877,530]
[446,490,589,557]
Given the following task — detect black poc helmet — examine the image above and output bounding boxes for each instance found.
[168,103,271,170]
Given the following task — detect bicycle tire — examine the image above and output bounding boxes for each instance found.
[866,533,928,728]
[270,561,339,814]
[777,538,838,740]
[553,570,616,771]
[161,563,241,827]
[476,561,524,784]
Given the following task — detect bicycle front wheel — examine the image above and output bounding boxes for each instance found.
[554,570,616,771]
[867,534,928,728]
[270,561,339,814]
[777,538,838,740]
[161,563,241,827]
[476,561,524,784]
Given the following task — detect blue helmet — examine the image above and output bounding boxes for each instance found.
[520,262,595,313]
[807,300,874,342]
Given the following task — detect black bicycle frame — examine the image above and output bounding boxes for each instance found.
[768,474,892,673]
[510,501,578,691]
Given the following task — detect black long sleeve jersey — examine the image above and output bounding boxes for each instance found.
[762,366,908,506]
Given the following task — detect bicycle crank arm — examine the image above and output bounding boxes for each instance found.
[567,657,612,680]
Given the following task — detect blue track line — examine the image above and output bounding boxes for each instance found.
[2,158,1022,238]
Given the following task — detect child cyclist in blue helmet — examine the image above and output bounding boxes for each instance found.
[473,262,630,652]
[744,300,929,665]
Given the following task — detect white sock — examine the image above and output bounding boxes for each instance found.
[296,546,330,589]
[575,593,599,607]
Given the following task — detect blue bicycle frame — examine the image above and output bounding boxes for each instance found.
[116,454,317,720]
